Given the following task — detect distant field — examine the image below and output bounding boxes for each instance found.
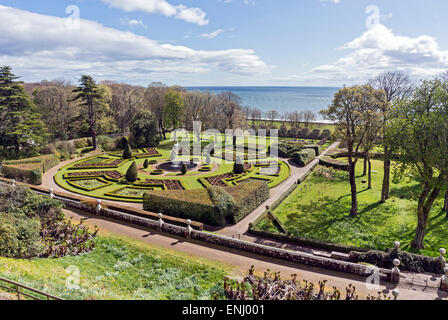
[251,119,336,132]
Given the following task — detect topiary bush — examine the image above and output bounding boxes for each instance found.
[292,148,316,167]
[126,161,138,182]
[181,163,188,175]
[234,156,245,174]
[143,159,150,169]
[123,144,133,159]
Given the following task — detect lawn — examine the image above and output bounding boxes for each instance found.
[254,159,448,257]
[0,234,229,300]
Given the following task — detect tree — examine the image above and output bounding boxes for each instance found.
[387,79,448,249]
[145,82,168,139]
[130,109,159,148]
[0,66,48,158]
[320,85,385,216]
[265,110,279,126]
[444,190,448,216]
[287,111,302,128]
[33,80,77,140]
[369,71,413,203]
[125,161,138,182]
[123,144,133,159]
[164,89,184,130]
[72,75,105,150]
[302,111,316,128]
[107,82,144,135]
[217,92,244,132]
[143,159,150,169]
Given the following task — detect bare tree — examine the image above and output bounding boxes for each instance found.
[369,71,413,203]
[145,82,168,139]
[265,110,279,126]
[302,110,316,128]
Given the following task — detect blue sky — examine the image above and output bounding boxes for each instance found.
[1,0,447,86]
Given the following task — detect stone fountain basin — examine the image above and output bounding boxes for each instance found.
[157,161,198,172]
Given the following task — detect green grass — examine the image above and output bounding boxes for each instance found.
[254,159,448,257]
[0,235,228,300]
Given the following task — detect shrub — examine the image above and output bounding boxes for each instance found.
[321,129,332,138]
[143,159,150,169]
[234,157,245,174]
[143,181,268,226]
[73,137,92,149]
[0,185,96,258]
[123,144,133,159]
[181,163,188,175]
[279,125,288,137]
[309,129,321,140]
[1,154,59,185]
[289,126,298,137]
[303,144,321,156]
[349,247,445,274]
[126,161,138,182]
[292,148,316,167]
[271,141,304,158]
[319,156,349,171]
[298,128,310,139]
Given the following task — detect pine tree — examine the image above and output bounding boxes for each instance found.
[181,163,188,175]
[0,66,48,158]
[72,75,105,150]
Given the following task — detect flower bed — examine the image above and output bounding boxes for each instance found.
[137,179,185,190]
[65,170,122,180]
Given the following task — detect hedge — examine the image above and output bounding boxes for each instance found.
[349,247,445,274]
[292,148,316,167]
[1,154,59,185]
[1,165,42,185]
[303,144,321,156]
[143,180,269,226]
[319,156,349,171]
[225,181,269,223]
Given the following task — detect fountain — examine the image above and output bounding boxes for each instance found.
[157,142,198,172]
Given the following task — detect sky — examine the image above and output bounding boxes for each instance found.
[0,0,448,87]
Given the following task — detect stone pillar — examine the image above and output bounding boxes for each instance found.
[158,213,164,231]
[391,289,400,300]
[440,267,448,291]
[95,199,102,214]
[391,259,401,284]
[185,219,193,239]
[49,188,55,199]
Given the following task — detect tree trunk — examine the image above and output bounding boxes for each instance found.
[89,103,97,150]
[348,149,358,216]
[444,190,448,217]
[381,153,391,203]
[362,153,368,176]
[411,186,440,249]
[367,158,372,189]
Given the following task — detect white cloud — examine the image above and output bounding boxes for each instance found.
[198,29,224,39]
[320,0,341,4]
[102,0,209,26]
[0,5,270,83]
[306,24,448,84]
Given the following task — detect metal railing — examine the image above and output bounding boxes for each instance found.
[0,276,62,300]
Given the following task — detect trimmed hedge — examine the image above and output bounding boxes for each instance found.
[1,154,59,185]
[126,161,138,182]
[303,144,321,156]
[225,181,269,223]
[143,180,269,226]
[319,156,349,171]
[349,247,445,274]
[292,148,316,167]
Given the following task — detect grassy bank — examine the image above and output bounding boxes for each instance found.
[0,234,229,300]
[254,159,448,257]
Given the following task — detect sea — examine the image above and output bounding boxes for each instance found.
[185,86,340,120]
